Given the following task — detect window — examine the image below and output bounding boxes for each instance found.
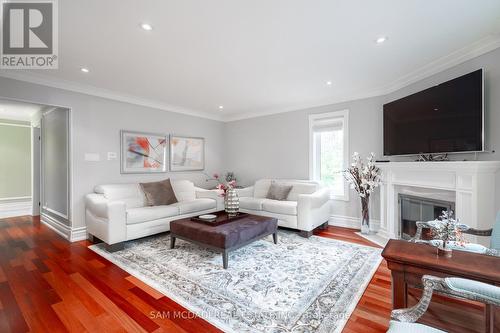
[309,110,349,201]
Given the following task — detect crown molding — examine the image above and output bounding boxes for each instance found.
[1,34,499,123]
[380,34,500,95]
[225,34,500,122]
[0,71,225,122]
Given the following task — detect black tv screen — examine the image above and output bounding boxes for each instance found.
[383,69,483,156]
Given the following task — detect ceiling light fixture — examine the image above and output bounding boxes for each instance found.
[218,105,224,110]
[376,36,387,44]
[80,67,89,73]
[141,23,153,31]
[326,81,332,86]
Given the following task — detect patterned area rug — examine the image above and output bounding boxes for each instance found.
[89,231,382,333]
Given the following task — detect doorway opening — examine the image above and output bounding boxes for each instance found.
[0,98,70,226]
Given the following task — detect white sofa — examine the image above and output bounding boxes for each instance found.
[236,179,331,237]
[85,180,223,250]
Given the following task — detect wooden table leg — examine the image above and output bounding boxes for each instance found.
[170,236,176,249]
[391,271,407,309]
[485,304,494,333]
[273,232,278,244]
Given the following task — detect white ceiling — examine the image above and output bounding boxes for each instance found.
[0,99,46,122]
[1,0,500,121]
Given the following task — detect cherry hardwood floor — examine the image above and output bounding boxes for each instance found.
[0,215,488,333]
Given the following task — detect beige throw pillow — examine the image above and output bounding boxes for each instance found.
[140,179,178,206]
[266,183,293,201]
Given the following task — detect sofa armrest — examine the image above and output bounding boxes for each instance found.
[85,193,127,245]
[298,188,330,209]
[195,188,224,210]
[297,188,331,231]
[235,186,254,198]
[195,187,223,199]
[85,193,110,219]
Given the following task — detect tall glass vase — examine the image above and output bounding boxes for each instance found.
[224,188,239,216]
[360,196,370,234]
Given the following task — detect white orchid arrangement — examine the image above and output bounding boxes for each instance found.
[344,152,381,199]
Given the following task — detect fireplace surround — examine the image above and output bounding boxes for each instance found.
[376,161,500,246]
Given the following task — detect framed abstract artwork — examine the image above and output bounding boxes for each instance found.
[170,135,205,171]
[120,130,168,173]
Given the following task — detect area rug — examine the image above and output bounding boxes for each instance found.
[89,231,382,333]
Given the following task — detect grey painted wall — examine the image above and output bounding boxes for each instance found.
[1,46,499,231]
[0,120,31,199]
[0,77,226,229]
[225,47,500,220]
[225,96,384,218]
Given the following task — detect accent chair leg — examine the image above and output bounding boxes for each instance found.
[299,230,313,238]
[222,250,229,269]
[170,236,176,249]
[272,232,278,244]
[105,242,124,252]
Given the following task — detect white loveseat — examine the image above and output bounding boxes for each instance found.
[85,180,223,250]
[237,179,331,237]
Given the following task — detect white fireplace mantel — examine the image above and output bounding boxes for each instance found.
[376,161,500,245]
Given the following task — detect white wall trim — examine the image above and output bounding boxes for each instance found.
[329,214,380,231]
[41,213,86,242]
[0,122,31,128]
[226,35,500,122]
[0,196,31,201]
[41,213,70,239]
[0,198,32,218]
[43,206,68,219]
[1,35,498,123]
[381,34,500,96]
[70,226,88,242]
[0,71,224,122]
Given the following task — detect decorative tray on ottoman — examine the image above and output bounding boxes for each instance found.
[190,211,249,226]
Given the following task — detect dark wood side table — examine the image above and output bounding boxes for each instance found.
[382,239,500,333]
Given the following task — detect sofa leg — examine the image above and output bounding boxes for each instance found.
[105,242,125,252]
[88,234,102,244]
[299,230,313,238]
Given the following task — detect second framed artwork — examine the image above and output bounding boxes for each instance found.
[169,135,205,171]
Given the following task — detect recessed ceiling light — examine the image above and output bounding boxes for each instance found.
[218,105,224,110]
[326,81,332,86]
[141,23,153,31]
[376,36,387,44]
[80,67,89,73]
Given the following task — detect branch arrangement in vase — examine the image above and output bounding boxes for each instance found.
[205,172,237,196]
[343,152,382,234]
[431,210,467,255]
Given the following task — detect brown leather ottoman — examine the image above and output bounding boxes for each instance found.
[170,212,278,269]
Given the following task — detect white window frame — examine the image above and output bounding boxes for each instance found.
[309,109,349,201]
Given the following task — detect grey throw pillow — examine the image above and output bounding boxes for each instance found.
[140,179,178,206]
[266,183,293,201]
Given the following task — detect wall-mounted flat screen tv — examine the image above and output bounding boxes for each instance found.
[383,69,483,156]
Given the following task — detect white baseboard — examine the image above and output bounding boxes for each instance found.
[0,198,32,218]
[329,214,381,231]
[70,226,88,241]
[41,213,87,242]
